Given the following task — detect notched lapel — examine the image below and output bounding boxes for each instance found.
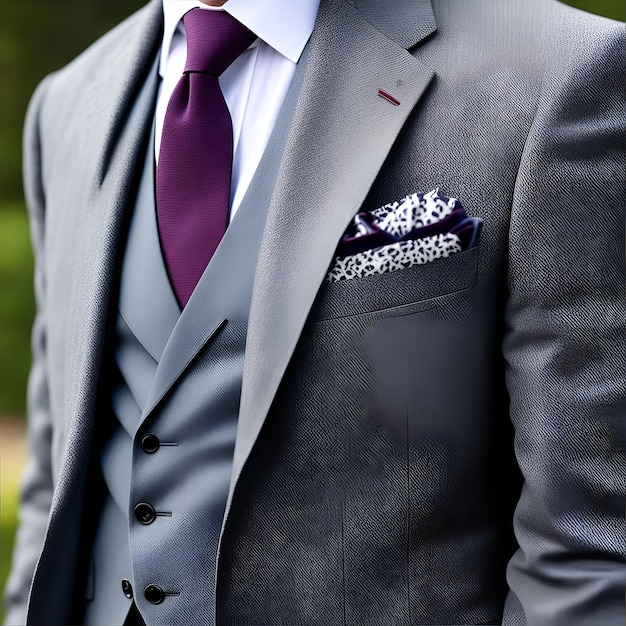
[229,0,436,503]
[346,0,437,48]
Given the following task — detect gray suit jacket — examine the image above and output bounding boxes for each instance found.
[5,0,625,624]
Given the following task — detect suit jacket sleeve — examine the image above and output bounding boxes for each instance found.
[3,76,56,626]
[502,17,625,626]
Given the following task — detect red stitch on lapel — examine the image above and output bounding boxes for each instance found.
[377,89,400,106]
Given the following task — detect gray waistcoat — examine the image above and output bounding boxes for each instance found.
[83,55,304,626]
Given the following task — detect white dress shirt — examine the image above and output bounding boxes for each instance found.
[157,0,320,218]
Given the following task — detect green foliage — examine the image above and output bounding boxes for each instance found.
[1,462,20,623]
[564,0,624,21]
[0,207,34,415]
[1,518,18,623]
[0,0,146,203]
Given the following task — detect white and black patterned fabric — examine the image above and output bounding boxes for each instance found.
[326,189,479,282]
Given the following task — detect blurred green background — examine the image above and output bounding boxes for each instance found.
[0,0,623,621]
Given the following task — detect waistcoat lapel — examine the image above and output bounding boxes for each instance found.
[117,127,179,363]
[114,126,180,417]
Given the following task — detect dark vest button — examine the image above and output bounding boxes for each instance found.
[140,433,160,453]
[134,502,156,525]
[144,584,165,605]
[121,578,133,599]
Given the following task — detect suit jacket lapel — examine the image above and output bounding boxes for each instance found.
[62,3,161,435]
[57,0,162,475]
[27,4,163,622]
[228,0,436,498]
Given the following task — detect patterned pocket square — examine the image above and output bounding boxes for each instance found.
[325,189,482,283]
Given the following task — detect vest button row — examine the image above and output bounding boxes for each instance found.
[134,502,156,525]
[144,584,165,605]
[141,433,160,453]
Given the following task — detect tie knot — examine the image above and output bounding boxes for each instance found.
[183,8,256,76]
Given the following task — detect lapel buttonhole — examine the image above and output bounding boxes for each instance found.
[377,89,401,106]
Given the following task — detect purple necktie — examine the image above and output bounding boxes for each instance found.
[156,9,255,308]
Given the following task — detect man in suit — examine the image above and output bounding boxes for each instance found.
[4,0,625,624]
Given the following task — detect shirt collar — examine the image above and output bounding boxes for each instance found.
[160,0,320,77]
